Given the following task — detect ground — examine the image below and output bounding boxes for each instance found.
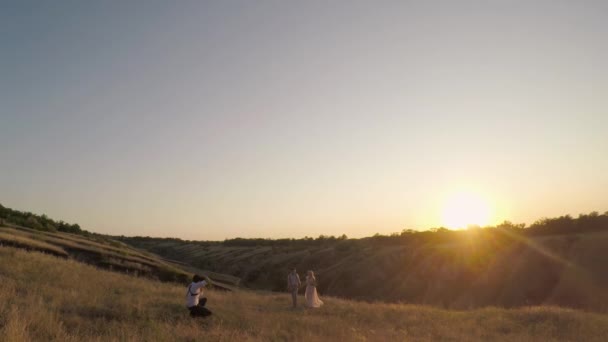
[1,247,608,341]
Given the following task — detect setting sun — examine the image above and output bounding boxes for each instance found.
[442,191,492,229]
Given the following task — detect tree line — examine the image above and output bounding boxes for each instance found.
[2,202,606,246]
[122,211,608,248]
[0,203,84,234]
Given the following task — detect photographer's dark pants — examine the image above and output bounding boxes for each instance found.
[188,297,212,317]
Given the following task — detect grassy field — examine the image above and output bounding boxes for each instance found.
[2,247,608,341]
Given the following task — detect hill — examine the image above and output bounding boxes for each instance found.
[121,212,608,312]
[0,223,239,290]
[2,246,608,341]
[0,202,239,289]
[0,223,196,281]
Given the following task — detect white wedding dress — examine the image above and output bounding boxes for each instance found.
[305,276,324,308]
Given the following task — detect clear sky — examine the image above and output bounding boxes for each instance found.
[1,1,607,240]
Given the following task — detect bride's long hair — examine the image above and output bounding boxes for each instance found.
[307,270,316,281]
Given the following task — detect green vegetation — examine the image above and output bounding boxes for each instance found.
[0,203,84,234]
[2,247,608,341]
[121,211,608,248]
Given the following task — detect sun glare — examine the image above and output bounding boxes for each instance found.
[441,191,492,229]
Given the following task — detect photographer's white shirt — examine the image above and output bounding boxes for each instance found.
[185,280,207,307]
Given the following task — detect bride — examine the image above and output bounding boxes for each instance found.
[305,270,324,308]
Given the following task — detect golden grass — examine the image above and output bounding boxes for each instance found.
[1,227,157,265]
[1,226,162,264]
[1,247,608,341]
[0,232,68,257]
[0,226,193,283]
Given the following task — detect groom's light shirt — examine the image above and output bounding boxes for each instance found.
[287,273,300,289]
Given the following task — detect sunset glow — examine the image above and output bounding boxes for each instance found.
[1,2,607,240]
[442,191,493,229]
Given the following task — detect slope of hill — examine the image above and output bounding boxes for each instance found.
[121,214,608,312]
[0,202,239,288]
[2,246,608,341]
[0,224,241,290]
[0,223,191,281]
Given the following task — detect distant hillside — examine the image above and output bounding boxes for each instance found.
[0,224,195,282]
[0,203,238,289]
[121,212,608,312]
[2,246,608,341]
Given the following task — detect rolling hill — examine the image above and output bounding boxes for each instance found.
[0,203,239,289]
[0,223,239,290]
[121,213,608,312]
[2,246,608,341]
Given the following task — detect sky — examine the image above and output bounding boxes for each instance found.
[1,1,607,240]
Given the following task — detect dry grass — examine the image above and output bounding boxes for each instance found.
[1,227,162,266]
[1,247,608,341]
[0,226,170,267]
[0,232,68,257]
[0,226,195,283]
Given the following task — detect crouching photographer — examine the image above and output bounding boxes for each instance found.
[186,274,212,317]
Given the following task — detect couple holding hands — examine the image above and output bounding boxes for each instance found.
[287,268,324,309]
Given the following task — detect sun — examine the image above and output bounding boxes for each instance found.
[441,191,492,229]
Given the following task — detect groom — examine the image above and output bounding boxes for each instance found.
[287,267,301,308]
